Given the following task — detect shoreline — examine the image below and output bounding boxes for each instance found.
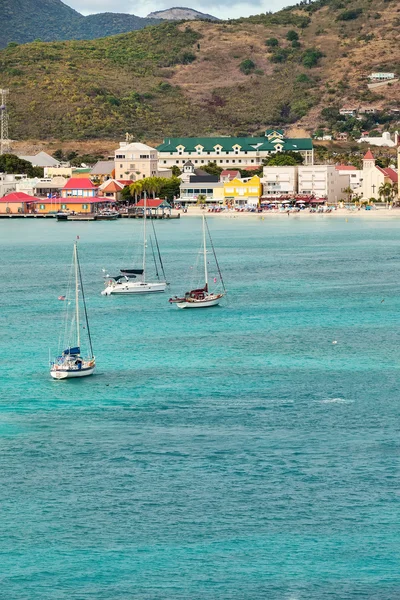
[175,207,400,219]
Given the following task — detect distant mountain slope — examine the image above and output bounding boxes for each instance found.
[1,0,399,140]
[147,7,219,21]
[0,0,161,47]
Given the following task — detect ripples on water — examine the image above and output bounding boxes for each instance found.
[1,217,400,599]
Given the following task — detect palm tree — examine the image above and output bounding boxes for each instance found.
[343,186,353,203]
[390,182,398,206]
[129,180,143,204]
[378,182,392,204]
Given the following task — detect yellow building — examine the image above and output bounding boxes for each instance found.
[224,175,262,207]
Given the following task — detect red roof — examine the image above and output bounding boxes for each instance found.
[241,166,261,171]
[377,167,398,183]
[101,180,124,193]
[0,191,36,203]
[363,149,375,160]
[136,198,167,208]
[117,180,132,186]
[63,178,97,190]
[221,170,240,179]
[335,165,357,171]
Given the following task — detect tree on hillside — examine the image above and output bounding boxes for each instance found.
[239,59,256,75]
[265,37,279,47]
[0,154,43,177]
[265,151,304,166]
[286,30,299,41]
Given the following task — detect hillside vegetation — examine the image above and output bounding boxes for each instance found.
[1,0,399,141]
[0,0,160,48]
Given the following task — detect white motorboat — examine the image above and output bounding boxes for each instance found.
[50,240,96,380]
[169,215,226,309]
[102,195,168,296]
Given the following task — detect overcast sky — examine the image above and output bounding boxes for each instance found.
[65,0,291,20]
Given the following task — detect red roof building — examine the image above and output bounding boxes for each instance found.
[335,165,357,171]
[377,167,398,184]
[61,178,98,198]
[220,170,241,182]
[0,191,37,203]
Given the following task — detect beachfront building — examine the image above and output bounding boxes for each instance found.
[179,165,223,204]
[334,165,363,191]
[262,166,298,197]
[61,178,98,198]
[298,166,349,203]
[223,175,262,207]
[114,142,159,181]
[220,170,241,182]
[0,191,37,214]
[360,149,398,200]
[157,130,314,170]
[356,131,398,148]
[34,198,108,214]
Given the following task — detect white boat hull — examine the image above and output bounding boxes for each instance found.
[176,296,223,309]
[102,281,167,295]
[50,366,95,379]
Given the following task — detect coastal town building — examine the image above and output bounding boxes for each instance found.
[359,149,398,200]
[356,131,398,147]
[368,73,395,81]
[18,151,61,168]
[90,160,115,183]
[61,178,98,198]
[15,176,67,197]
[98,179,125,202]
[223,175,262,207]
[220,170,241,182]
[298,166,349,203]
[114,142,159,181]
[0,191,36,214]
[44,166,73,178]
[34,198,108,214]
[335,165,363,191]
[262,166,298,197]
[0,173,27,197]
[157,130,314,169]
[179,161,223,204]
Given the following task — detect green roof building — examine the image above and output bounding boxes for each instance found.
[156,130,313,168]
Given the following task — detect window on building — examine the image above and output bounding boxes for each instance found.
[163,160,167,164]
[116,154,125,159]
[61,204,67,209]
[207,189,213,194]
[187,189,194,194]
[251,159,254,163]
[120,164,123,168]
[176,160,179,164]
[232,160,236,163]
[201,160,204,163]
[238,160,242,163]
[82,204,88,209]
[201,189,207,193]
[40,204,45,210]
[130,164,135,169]
[139,155,149,159]
[195,160,198,164]
[226,160,229,163]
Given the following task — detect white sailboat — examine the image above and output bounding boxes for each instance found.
[169,215,226,309]
[102,195,168,295]
[50,240,95,379]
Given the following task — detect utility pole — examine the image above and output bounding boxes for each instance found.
[0,89,10,155]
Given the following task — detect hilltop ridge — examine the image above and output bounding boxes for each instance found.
[1,0,399,141]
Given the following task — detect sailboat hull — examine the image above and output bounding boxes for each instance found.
[102,281,168,295]
[50,366,95,379]
[176,295,224,309]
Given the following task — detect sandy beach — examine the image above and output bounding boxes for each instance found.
[175,207,400,219]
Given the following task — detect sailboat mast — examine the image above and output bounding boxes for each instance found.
[203,215,208,289]
[143,192,147,282]
[74,242,80,349]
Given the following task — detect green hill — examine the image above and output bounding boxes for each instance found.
[1,0,399,141]
[0,0,161,47]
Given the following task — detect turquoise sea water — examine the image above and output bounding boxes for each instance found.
[1,215,400,599]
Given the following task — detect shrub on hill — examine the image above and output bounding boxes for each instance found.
[239,59,256,75]
[302,48,324,68]
[265,37,279,47]
[286,30,299,41]
[336,8,363,21]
